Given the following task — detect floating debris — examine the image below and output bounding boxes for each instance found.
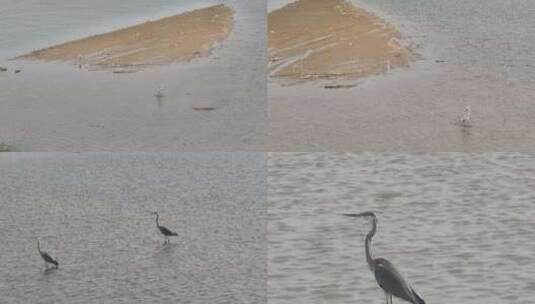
[0,67,7,72]
[112,70,136,74]
[88,123,105,129]
[193,107,216,111]
[324,83,358,89]
[14,69,21,74]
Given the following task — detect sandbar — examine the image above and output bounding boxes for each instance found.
[268,0,414,81]
[18,4,234,72]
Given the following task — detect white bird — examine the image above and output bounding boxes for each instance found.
[460,105,472,127]
[154,84,167,99]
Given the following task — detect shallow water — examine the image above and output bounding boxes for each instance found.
[0,1,266,151]
[268,0,535,151]
[0,153,266,303]
[268,153,535,304]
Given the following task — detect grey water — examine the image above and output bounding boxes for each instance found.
[268,153,535,304]
[0,0,218,59]
[352,0,535,86]
[0,153,266,303]
[268,0,535,151]
[0,0,266,151]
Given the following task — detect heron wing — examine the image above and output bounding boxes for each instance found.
[374,258,420,304]
[41,252,57,264]
[159,225,178,236]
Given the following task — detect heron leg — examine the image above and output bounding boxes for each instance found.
[384,292,389,304]
[389,294,393,304]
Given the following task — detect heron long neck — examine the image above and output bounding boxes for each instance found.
[155,213,160,227]
[37,239,42,254]
[365,218,377,272]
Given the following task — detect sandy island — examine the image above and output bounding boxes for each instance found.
[18,4,234,72]
[268,0,414,81]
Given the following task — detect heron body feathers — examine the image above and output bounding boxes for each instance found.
[37,238,59,267]
[374,258,424,304]
[346,211,425,304]
[153,212,178,237]
[158,225,178,237]
[41,252,59,266]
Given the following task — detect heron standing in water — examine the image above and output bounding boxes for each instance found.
[37,238,59,269]
[154,84,166,99]
[460,105,472,127]
[151,211,178,245]
[343,212,425,304]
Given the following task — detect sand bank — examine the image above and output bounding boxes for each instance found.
[18,4,234,71]
[268,0,413,81]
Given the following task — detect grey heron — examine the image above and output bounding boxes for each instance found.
[37,238,59,269]
[151,211,178,244]
[343,212,425,304]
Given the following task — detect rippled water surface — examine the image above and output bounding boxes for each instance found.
[268,0,535,151]
[0,153,266,303]
[268,153,535,304]
[0,1,266,151]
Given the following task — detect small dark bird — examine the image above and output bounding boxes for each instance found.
[343,212,425,304]
[37,238,59,269]
[151,211,178,244]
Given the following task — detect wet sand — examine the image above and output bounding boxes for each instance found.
[268,0,413,81]
[0,1,266,151]
[268,1,535,152]
[18,4,234,72]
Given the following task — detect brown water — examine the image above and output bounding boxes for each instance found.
[268,153,535,303]
[0,153,266,303]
